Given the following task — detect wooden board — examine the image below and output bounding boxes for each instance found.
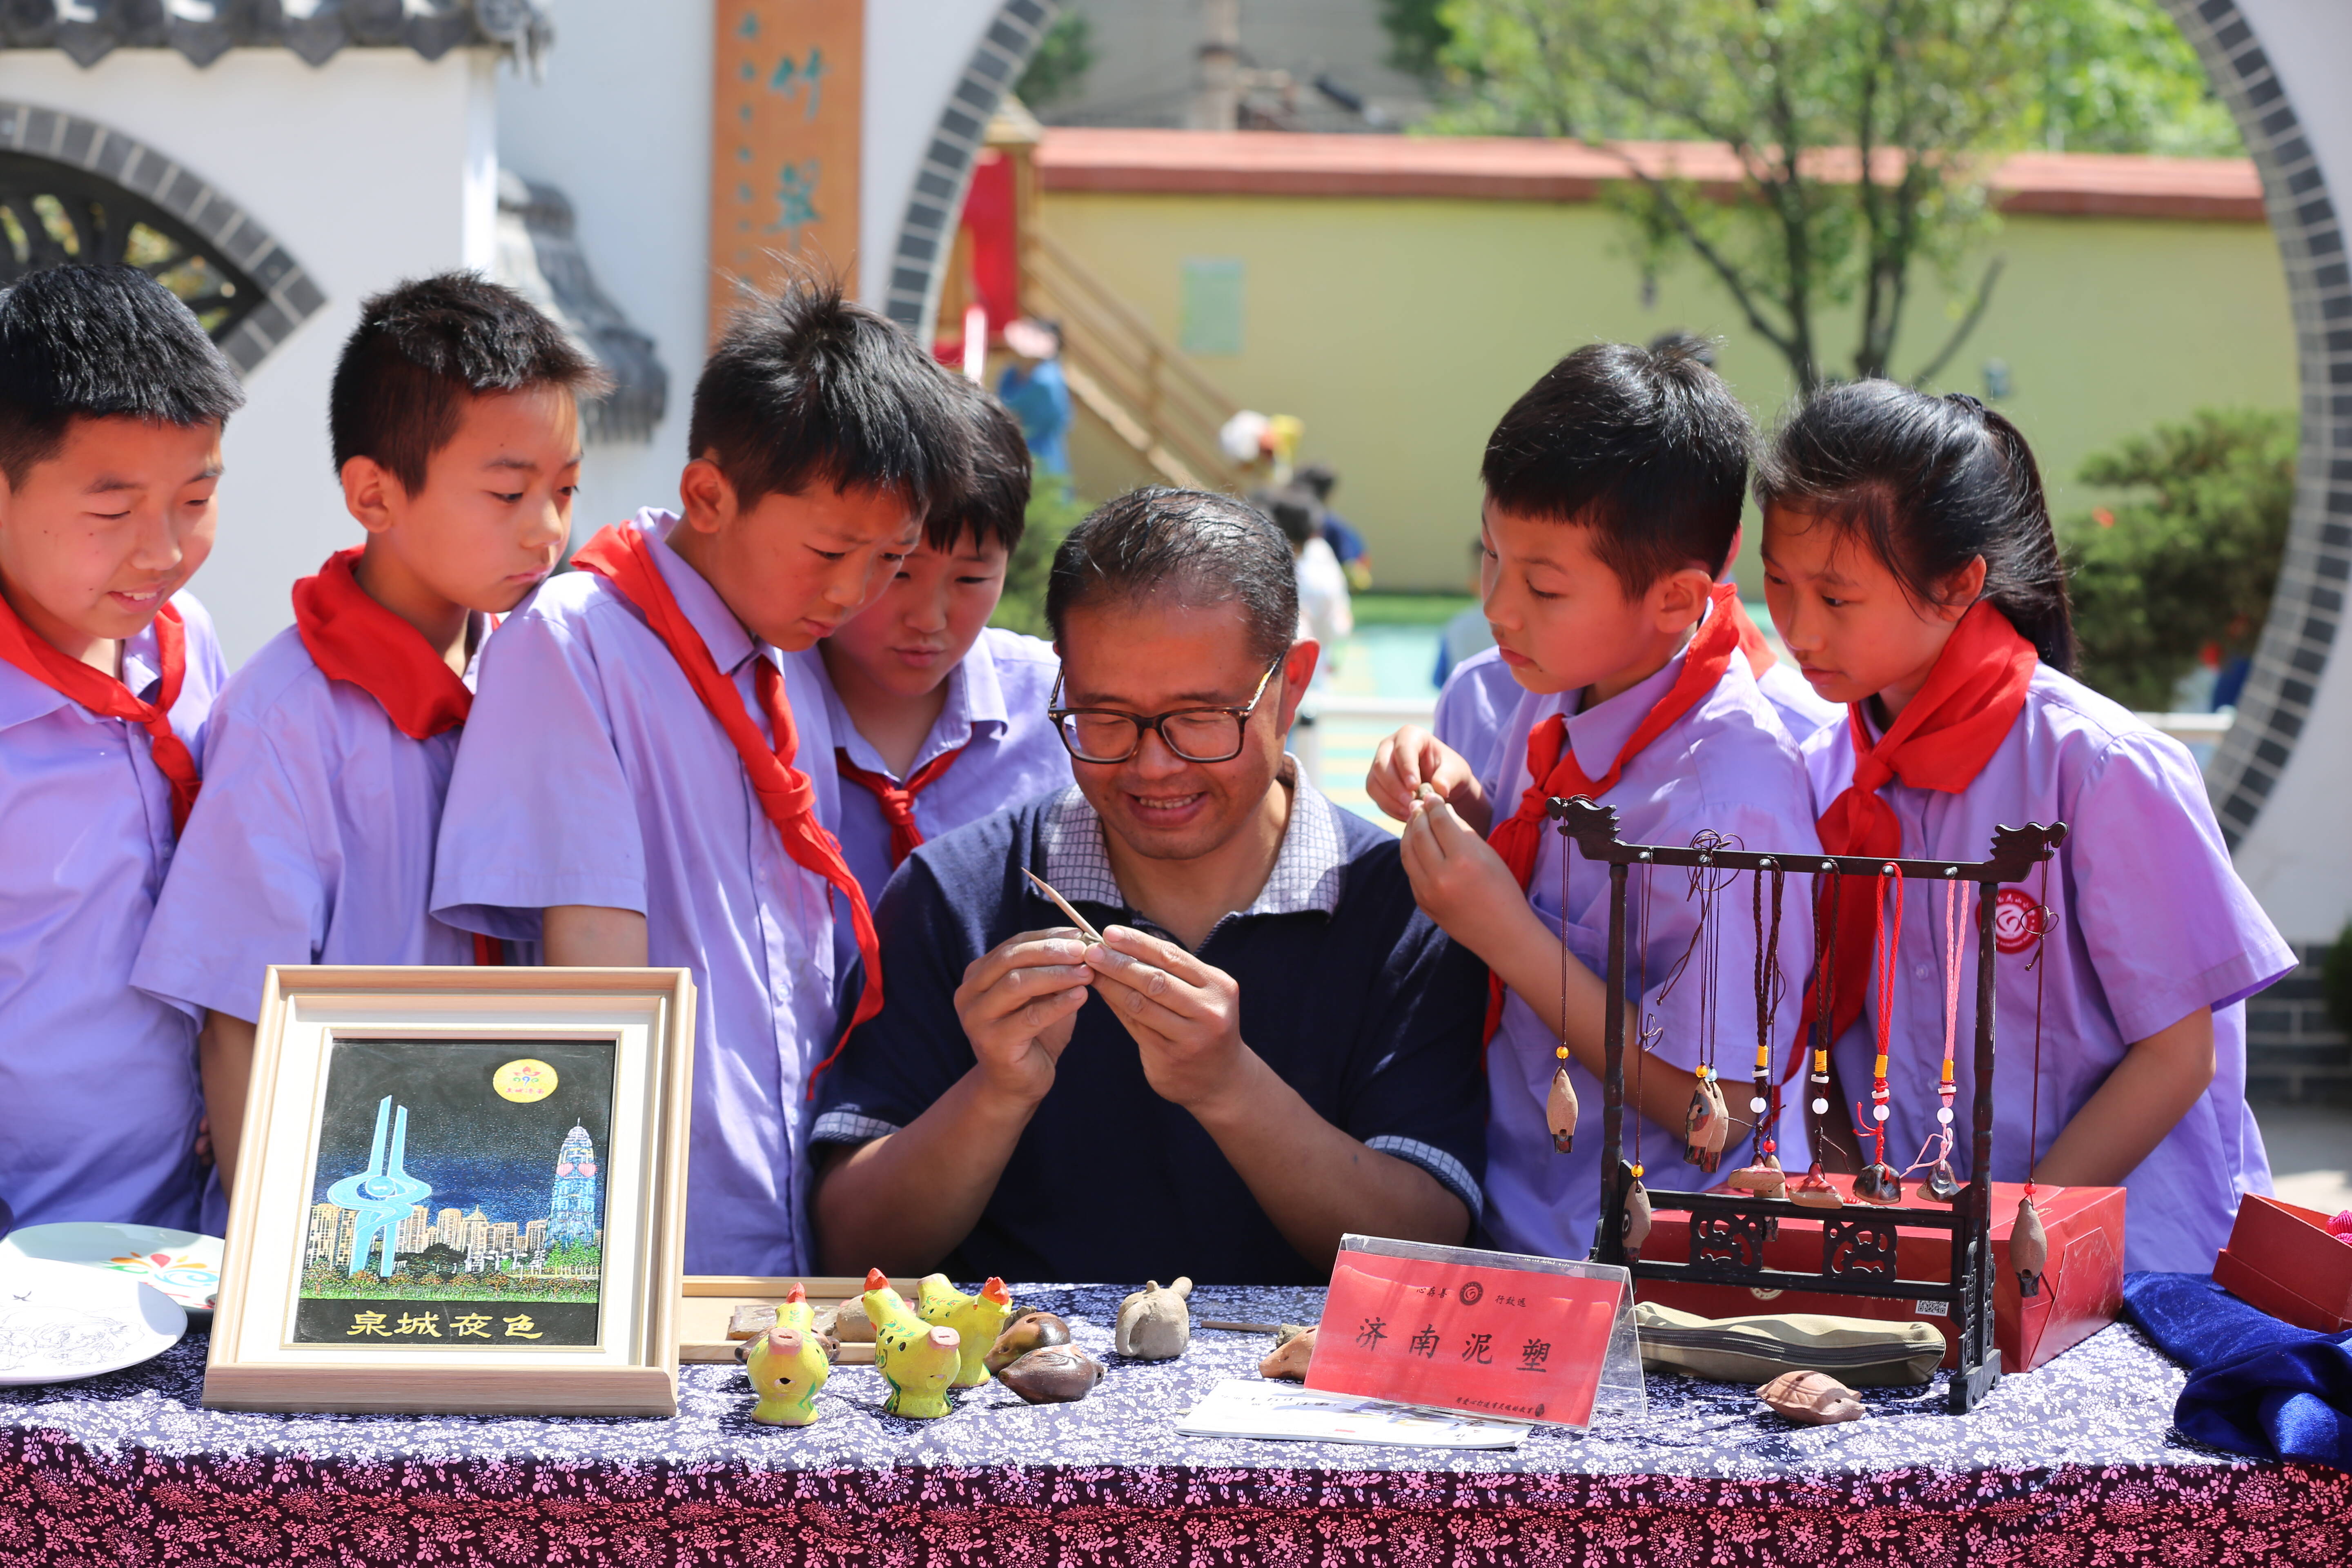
[678,1275,924,1365]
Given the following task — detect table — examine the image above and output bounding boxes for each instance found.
[4,1285,2346,1566]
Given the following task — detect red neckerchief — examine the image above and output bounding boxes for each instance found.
[291,546,503,967]
[291,546,475,741]
[570,524,882,1081]
[0,587,199,833]
[1786,601,2036,1076]
[835,746,967,868]
[1724,595,1779,682]
[1481,581,1745,1043]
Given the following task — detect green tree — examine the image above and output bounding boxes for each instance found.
[1016,11,1096,110]
[990,481,1091,639]
[1428,0,2233,390]
[1380,0,1458,81]
[2065,408,2293,710]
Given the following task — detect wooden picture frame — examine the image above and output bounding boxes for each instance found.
[204,966,695,1418]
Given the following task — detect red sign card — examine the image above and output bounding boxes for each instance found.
[1307,1250,1623,1426]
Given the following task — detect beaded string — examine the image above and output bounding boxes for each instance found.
[1656,833,1734,1152]
[1901,875,1973,1178]
[1855,863,1905,1168]
[1749,860,1786,1163]
[2024,857,2056,1199]
[1806,866,1843,1161]
[1629,855,1662,1183]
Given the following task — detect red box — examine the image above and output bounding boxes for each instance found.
[1633,1177,2125,1374]
[2213,1195,2352,1333]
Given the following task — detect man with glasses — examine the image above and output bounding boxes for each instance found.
[808,488,1486,1285]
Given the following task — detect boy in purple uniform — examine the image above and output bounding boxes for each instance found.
[801,381,1070,909]
[134,275,599,1190]
[432,280,971,1275]
[1368,341,1819,1261]
[0,266,243,1230]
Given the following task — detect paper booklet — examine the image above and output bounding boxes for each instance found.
[1175,1379,1531,1450]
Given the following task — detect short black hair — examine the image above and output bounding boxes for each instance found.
[1295,461,1337,501]
[690,274,970,514]
[1481,339,1753,595]
[1047,486,1298,664]
[0,264,244,489]
[924,378,1030,554]
[330,272,604,496]
[1255,484,1322,549]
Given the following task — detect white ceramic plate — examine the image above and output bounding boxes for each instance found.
[0,1256,185,1386]
[0,1223,223,1319]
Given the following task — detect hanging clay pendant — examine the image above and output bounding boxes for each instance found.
[1622,1179,1654,1255]
[1758,1370,1867,1425]
[1684,1079,1728,1172]
[2012,1193,2049,1298]
[1547,1067,1579,1155]
[1726,1153,1786,1198]
[1918,1160,1964,1205]
[1853,1162,1903,1205]
[1790,1161,1845,1209]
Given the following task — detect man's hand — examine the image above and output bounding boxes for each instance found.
[1368,726,1488,831]
[953,928,1095,1107]
[1083,925,1254,1114]
[1399,787,1532,959]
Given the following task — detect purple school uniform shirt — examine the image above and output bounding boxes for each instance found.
[431,510,845,1276]
[1806,665,2292,1273]
[0,592,225,1231]
[132,619,487,1027]
[1472,638,1820,1263]
[795,626,1073,910]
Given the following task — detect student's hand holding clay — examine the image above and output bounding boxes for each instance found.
[953,929,1095,1107]
[1368,726,1488,831]
[1082,925,1252,1114]
[1399,786,1535,959]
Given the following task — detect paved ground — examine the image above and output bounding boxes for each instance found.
[2255,1104,2352,1215]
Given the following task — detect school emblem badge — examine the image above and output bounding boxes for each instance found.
[1993,887,2045,955]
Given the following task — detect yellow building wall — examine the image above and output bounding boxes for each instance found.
[1039,190,2298,592]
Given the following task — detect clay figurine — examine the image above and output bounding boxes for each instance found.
[728,1302,778,1341]
[1683,1078,1728,1172]
[916,1274,1015,1387]
[996,1344,1107,1404]
[1622,1178,1654,1254]
[1726,1153,1786,1198]
[986,1310,1074,1376]
[2011,1192,2049,1298]
[1758,1370,1866,1424]
[1259,1324,1319,1381]
[1790,1161,1845,1210]
[1115,1277,1194,1359]
[1546,1066,1578,1154]
[1917,1159,1964,1205]
[744,1283,831,1427]
[831,1295,878,1343]
[1852,1162,1904,1205]
[862,1269,964,1419]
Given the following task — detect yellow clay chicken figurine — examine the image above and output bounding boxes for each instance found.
[916,1273,1015,1388]
[864,1268,963,1419]
[745,1282,830,1426]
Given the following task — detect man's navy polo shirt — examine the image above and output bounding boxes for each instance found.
[811,780,1488,1286]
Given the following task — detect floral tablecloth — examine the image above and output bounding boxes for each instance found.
[2,1285,2345,1566]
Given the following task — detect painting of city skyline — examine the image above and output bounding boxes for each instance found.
[292,1037,616,1348]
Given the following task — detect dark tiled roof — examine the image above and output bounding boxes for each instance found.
[0,0,553,71]
[495,172,668,445]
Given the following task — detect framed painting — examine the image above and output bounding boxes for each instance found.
[203,967,695,1417]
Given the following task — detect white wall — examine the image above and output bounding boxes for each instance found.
[2219,0,2352,942]
[0,47,501,666]
[861,0,1005,307]
[497,0,714,539]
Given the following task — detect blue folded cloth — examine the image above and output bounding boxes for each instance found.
[2121,1270,2352,1471]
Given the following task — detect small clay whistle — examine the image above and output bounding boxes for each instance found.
[1115,1277,1194,1359]
[915,1274,1016,1388]
[1790,1162,1845,1209]
[1547,1066,1579,1154]
[985,1310,1074,1376]
[1622,1178,1654,1255]
[1758,1370,1866,1425]
[1684,1080,1727,1172]
[1726,1154,1786,1198]
[1259,1325,1319,1381]
[831,1295,878,1343]
[2011,1193,2049,1298]
[1853,1163,1903,1205]
[1918,1160,1963,1205]
[996,1344,1105,1404]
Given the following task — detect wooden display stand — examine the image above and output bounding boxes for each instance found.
[1550,795,2066,1414]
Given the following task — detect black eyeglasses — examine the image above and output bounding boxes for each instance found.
[1048,655,1286,764]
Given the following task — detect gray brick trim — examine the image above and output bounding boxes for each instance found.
[2163,2,2352,846]
[2243,940,2351,1105]
[882,1,1060,337]
[0,2,552,71]
[0,100,326,375]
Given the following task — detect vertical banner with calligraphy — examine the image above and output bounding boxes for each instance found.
[710,0,864,336]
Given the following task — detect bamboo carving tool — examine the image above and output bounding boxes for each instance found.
[1023,868,1105,944]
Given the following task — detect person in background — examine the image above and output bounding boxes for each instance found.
[1296,461,1371,591]
[996,316,1071,480]
[1433,537,1497,690]
[133,274,603,1193]
[1265,485,1352,650]
[432,277,972,1276]
[0,265,243,1232]
[800,377,1071,910]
